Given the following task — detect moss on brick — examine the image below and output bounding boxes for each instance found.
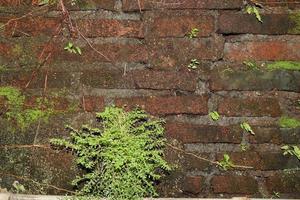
[267,61,300,71]
[288,12,300,34]
[279,116,300,128]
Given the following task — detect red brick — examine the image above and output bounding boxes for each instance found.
[82,96,105,112]
[218,12,298,35]
[50,42,148,63]
[165,123,242,143]
[212,175,258,194]
[122,0,243,11]
[148,37,224,69]
[115,95,208,115]
[1,16,60,37]
[129,70,198,92]
[225,40,300,61]
[77,19,144,38]
[146,11,214,38]
[182,176,204,194]
[218,97,281,117]
[266,173,300,196]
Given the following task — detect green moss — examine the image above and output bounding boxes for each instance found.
[0,87,54,131]
[279,116,300,128]
[267,61,300,71]
[288,12,300,34]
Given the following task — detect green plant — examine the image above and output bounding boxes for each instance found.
[51,106,171,200]
[246,5,262,22]
[64,42,82,55]
[38,0,57,6]
[186,28,199,39]
[281,145,300,160]
[188,59,200,70]
[272,191,280,198]
[240,122,255,135]
[279,116,300,128]
[0,86,54,131]
[217,154,235,170]
[12,181,26,194]
[209,111,220,121]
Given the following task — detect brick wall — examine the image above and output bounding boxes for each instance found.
[0,0,300,198]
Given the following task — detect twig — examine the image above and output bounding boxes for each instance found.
[0,172,76,194]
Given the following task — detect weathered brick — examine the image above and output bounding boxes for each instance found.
[217,97,281,117]
[222,152,300,170]
[210,70,300,92]
[122,0,243,11]
[183,153,211,171]
[0,147,77,194]
[218,12,300,35]
[266,173,300,196]
[50,42,148,63]
[80,69,134,89]
[145,11,214,38]
[77,19,144,38]
[249,127,300,144]
[1,16,60,37]
[260,0,300,9]
[148,37,224,69]
[182,176,204,194]
[64,0,115,10]
[115,95,208,115]
[211,175,258,194]
[82,96,105,112]
[129,70,198,92]
[165,123,242,143]
[224,40,300,61]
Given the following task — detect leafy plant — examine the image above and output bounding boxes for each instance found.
[12,181,26,194]
[64,42,82,55]
[209,111,220,121]
[240,122,255,135]
[281,145,300,160]
[51,106,171,200]
[246,5,262,23]
[186,28,199,39]
[188,59,200,70]
[218,154,235,170]
[267,61,300,71]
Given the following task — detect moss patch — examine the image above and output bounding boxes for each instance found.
[288,12,300,34]
[279,116,300,128]
[267,61,300,71]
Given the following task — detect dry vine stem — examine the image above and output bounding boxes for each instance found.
[166,143,254,170]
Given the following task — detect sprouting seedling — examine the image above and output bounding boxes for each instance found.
[240,143,249,152]
[217,154,235,170]
[240,122,255,135]
[64,42,82,55]
[246,5,262,23]
[187,28,199,39]
[209,111,220,121]
[243,60,258,70]
[188,59,200,70]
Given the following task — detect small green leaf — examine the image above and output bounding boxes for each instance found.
[209,111,220,121]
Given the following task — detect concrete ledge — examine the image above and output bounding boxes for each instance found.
[1,194,299,200]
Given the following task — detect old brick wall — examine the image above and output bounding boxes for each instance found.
[0,0,300,198]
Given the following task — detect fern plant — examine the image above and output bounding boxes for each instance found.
[51,106,171,200]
